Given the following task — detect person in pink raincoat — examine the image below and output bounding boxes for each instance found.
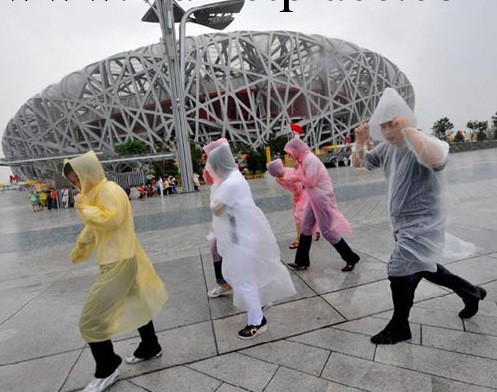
[202,138,233,298]
[266,158,319,249]
[284,136,360,271]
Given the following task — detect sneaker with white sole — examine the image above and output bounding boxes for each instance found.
[238,317,267,339]
[207,285,232,298]
[83,369,119,392]
[125,350,162,364]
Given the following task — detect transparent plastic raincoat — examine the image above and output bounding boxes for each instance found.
[364,88,474,276]
[267,158,308,227]
[284,137,352,242]
[64,151,167,342]
[207,145,296,311]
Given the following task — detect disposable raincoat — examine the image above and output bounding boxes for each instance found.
[64,151,167,343]
[207,144,296,313]
[284,137,352,243]
[267,158,309,228]
[364,88,474,276]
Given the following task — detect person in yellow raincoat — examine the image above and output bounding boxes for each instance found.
[63,151,167,392]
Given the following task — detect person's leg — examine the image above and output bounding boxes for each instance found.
[423,264,487,318]
[371,272,423,344]
[208,239,232,297]
[287,204,314,270]
[126,320,162,364]
[88,340,122,378]
[333,237,361,272]
[238,299,267,339]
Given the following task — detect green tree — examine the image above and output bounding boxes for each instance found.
[151,141,178,178]
[431,117,453,141]
[491,112,497,140]
[266,134,290,159]
[115,139,148,156]
[245,146,267,173]
[467,120,488,141]
[190,140,203,175]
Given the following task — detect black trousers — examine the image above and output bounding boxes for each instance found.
[88,320,159,378]
[386,263,483,334]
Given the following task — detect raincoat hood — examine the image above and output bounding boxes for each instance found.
[206,144,237,181]
[203,138,228,156]
[368,87,417,141]
[63,150,105,195]
[284,137,312,163]
[267,159,285,178]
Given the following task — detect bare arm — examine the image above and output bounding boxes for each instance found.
[351,123,369,168]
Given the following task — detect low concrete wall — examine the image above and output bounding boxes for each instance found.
[449,140,497,153]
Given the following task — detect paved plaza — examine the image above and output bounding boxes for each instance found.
[1,148,497,392]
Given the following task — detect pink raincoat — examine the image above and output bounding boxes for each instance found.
[284,137,351,243]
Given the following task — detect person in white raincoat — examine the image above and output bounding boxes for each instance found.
[207,143,296,339]
[352,88,486,345]
[63,151,167,392]
[283,136,360,271]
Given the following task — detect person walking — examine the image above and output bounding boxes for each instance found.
[351,88,486,345]
[63,151,167,391]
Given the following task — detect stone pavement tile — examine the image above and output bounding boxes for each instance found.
[0,350,80,392]
[289,327,375,361]
[322,280,447,320]
[343,222,393,264]
[478,280,497,301]
[264,366,363,392]
[464,314,497,337]
[446,225,497,253]
[443,254,497,285]
[130,365,221,392]
[62,321,217,392]
[332,317,422,345]
[290,251,386,295]
[0,274,91,365]
[188,352,278,392]
[375,341,497,389]
[213,297,345,354]
[422,325,497,360]
[321,352,435,392]
[376,307,465,331]
[202,251,316,320]
[149,255,210,330]
[415,293,497,318]
[109,380,150,391]
[216,384,250,392]
[240,340,330,377]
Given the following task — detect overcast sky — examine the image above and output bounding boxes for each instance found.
[1,0,496,182]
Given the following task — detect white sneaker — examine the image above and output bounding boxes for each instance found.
[125,350,162,364]
[83,369,119,392]
[207,286,232,298]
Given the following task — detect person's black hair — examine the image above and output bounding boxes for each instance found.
[63,162,75,177]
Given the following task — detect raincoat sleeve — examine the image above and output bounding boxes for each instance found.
[70,225,96,263]
[211,178,237,209]
[402,128,449,169]
[364,144,384,170]
[300,157,321,188]
[75,185,126,232]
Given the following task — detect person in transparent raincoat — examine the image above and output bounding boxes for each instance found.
[207,143,296,339]
[283,137,360,271]
[351,87,486,345]
[266,158,319,249]
[203,138,233,298]
[63,151,167,392]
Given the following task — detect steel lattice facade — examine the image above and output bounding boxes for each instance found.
[2,31,414,178]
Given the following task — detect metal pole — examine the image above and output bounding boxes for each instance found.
[156,0,195,193]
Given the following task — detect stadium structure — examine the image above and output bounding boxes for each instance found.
[1,30,414,178]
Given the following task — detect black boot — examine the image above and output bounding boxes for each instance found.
[89,340,122,378]
[133,321,162,359]
[287,234,312,270]
[333,238,360,272]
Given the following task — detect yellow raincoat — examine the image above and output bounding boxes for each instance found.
[64,151,167,343]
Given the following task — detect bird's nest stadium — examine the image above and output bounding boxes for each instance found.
[2,30,414,178]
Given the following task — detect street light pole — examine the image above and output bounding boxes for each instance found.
[143,0,245,193]
[155,0,195,193]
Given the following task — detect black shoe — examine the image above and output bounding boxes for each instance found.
[238,317,268,339]
[341,259,359,272]
[370,329,411,345]
[287,262,308,271]
[459,288,487,319]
